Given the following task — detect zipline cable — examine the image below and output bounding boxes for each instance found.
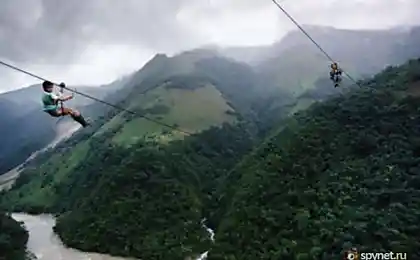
[0,59,193,136]
[270,0,362,87]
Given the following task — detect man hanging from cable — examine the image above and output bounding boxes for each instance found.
[329,62,343,87]
[41,80,89,127]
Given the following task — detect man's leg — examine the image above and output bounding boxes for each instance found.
[46,109,61,117]
[61,107,89,127]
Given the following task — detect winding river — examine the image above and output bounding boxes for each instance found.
[12,213,213,260]
[12,213,131,260]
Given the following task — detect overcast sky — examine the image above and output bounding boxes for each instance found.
[0,0,419,93]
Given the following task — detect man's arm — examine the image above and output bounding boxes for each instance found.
[51,92,73,103]
[60,94,74,102]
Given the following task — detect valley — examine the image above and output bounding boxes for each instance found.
[1,24,420,259]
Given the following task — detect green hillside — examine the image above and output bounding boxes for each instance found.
[208,58,420,259]
[109,84,236,146]
[92,51,282,148]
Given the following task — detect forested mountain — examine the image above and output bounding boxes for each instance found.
[3,57,420,259]
[2,24,420,259]
[0,212,28,260]
[208,58,420,259]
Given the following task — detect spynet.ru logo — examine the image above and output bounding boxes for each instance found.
[344,248,407,260]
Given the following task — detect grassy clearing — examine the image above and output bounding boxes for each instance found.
[112,84,236,146]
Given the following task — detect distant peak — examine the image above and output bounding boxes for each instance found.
[151,53,168,60]
[141,53,169,67]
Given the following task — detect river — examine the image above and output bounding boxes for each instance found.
[12,213,214,260]
[12,213,132,260]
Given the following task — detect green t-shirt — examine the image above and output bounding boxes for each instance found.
[42,92,59,111]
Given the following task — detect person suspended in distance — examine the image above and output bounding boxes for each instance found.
[329,62,343,87]
[41,81,89,127]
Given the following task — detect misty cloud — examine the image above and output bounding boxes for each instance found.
[0,0,202,64]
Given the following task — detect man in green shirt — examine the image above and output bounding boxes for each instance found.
[42,80,89,127]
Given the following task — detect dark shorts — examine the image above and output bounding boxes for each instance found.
[45,109,61,117]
